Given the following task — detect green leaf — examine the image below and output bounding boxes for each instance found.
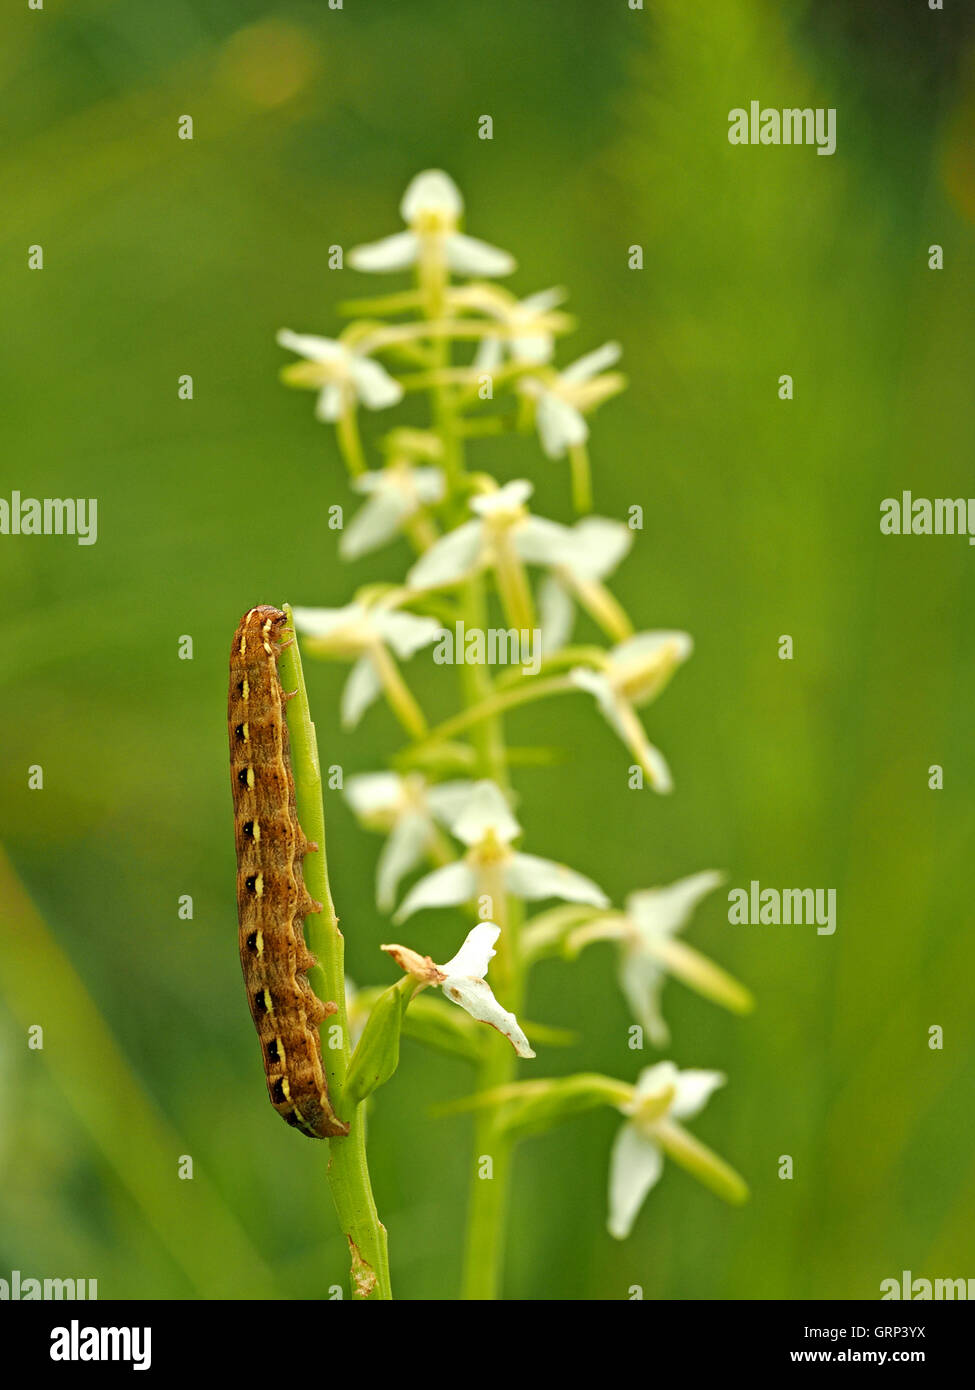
[344,978,412,1107]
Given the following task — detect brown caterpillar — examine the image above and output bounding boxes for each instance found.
[228,605,348,1139]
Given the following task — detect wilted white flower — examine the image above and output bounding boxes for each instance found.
[570,631,693,793]
[382,922,535,1057]
[568,871,753,1046]
[348,169,515,278]
[538,515,633,650]
[277,330,403,421]
[344,771,476,912]
[340,463,446,561]
[608,1062,745,1239]
[406,479,575,592]
[394,779,607,922]
[521,342,626,459]
[292,603,439,729]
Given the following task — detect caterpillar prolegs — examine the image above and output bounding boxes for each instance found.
[228,605,348,1139]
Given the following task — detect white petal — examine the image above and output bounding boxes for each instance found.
[406,519,484,589]
[640,741,674,795]
[618,952,669,1048]
[538,575,575,652]
[315,382,345,422]
[625,871,726,942]
[411,467,447,504]
[347,231,419,273]
[425,779,479,824]
[535,390,588,458]
[633,1061,681,1104]
[445,232,515,277]
[670,1069,726,1122]
[340,492,410,560]
[344,772,404,819]
[607,1123,664,1239]
[277,330,344,363]
[470,480,533,517]
[510,330,554,364]
[393,861,476,923]
[375,811,431,913]
[612,629,694,673]
[519,287,567,315]
[373,608,442,658]
[568,517,633,580]
[473,335,504,373]
[341,655,381,728]
[568,666,616,719]
[292,603,367,642]
[562,341,622,383]
[505,852,608,907]
[401,169,463,223]
[348,355,405,411]
[440,921,500,978]
[513,515,577,568]
[439,975,535,1058]
[450,780,520,847]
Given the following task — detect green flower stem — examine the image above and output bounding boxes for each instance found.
[417,264,526,1296]
[568,442,592,514]
[461,1030,518,1300]
[279,607,391,1301]
[403,674,576,764]
[336,405,367,477]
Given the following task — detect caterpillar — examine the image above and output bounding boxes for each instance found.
[228,605,348,1139]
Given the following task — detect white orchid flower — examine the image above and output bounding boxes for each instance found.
[340,463,446,561]
[406,479,575,598]
[538,515,634,651]
[570,631,693,793]
[348,169,515,278]
[277,330,403,422]
[344,772,476,912]
[520,342,626,459]
[568,871,753,1046]
[382,922,535,1057]
[459,286,568,371]
[292,603,439,731]
[608,1062,746,1239]
[393,779,607,923]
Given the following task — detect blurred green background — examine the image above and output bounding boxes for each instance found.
[2,0,974,1300]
